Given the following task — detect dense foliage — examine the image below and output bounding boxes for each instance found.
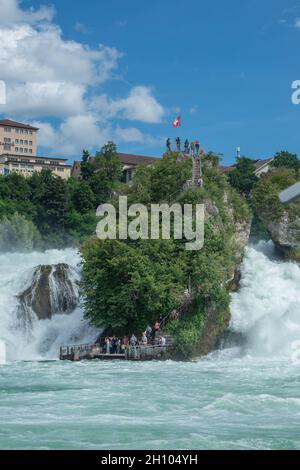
[271,151,300,171]
[228,157,258,196]
[81,151,251,357]
[0,142,122,250]
[252,167,300,221]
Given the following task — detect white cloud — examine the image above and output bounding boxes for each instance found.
[295,18,300,28]
[112,86,165,123]
[74,22,90,34]
[6,82,86,117]
[33,116,158,156]
[0,0,165,156]
[0,0,55,26]
[114,126,145,143]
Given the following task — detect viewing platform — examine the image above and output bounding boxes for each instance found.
[59,339,174,362]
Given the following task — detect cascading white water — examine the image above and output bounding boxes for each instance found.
[1,240,299,365]
[0,249,97,362]
[230,240,300,361]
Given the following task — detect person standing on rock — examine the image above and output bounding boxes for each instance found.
[184,139,190,154]
[191,141,195,157]
[176,137,181,152]
[166,138,171,152]
[195,140,200,156]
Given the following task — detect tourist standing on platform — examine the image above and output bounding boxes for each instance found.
[191,141,195,156]
[142,332,148,345]
[116,339,121,354]
[146,325,152,342]
[153,321,160,343]
[130,334,138,358]
[166,138,171,152]
[195,140,200,156]
[105,337,110,354]
[184,139,190,154]
[176,137,181,151]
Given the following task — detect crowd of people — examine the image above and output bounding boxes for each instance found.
[166,137,204,156]
[103,321,167,355]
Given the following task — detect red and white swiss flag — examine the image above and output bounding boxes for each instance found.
[172,116,181,128]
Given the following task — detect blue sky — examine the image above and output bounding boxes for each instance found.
[1,0,300,165]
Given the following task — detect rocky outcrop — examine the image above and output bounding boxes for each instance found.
[171,192,252,359]
[223,191,252,289]
[18,264,80,321]
[196,215,251,356]
[265,212,300,255]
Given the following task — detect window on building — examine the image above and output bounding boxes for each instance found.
[24,130,28,134]
[15,147,19,152]
[24,140,28,145]
[15,139,19,144]
[4,144,11,150]
[29,149,32,154]
[20,140,23,144]
[19,148,23,152]
[29,141,32,145]
[29,130,33,135]
[4,127,11,132]
[4,138,11,143]
[15,129,20,134]
[24,148,28,153]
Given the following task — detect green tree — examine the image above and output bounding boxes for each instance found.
[68,178,96,213]
[228,157,258,195]
[81,238,187,335]
[29,170,70,241]
[0,213,42,252]
[88,142,123,205]
[271,151,300,171]
[128,152,192,205]
[80,150,94,180]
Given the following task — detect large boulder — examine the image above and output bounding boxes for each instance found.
[18,263,80,321]
[266,212,300,254]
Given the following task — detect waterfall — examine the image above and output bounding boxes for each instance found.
[229,240,300,361]
[0,249,98,362]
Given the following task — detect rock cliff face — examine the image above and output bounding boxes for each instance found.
[17,264,80,322]
[171,191,252,359]
[195,198,252,356]
[264,211,300,257]
[251,167,300,260]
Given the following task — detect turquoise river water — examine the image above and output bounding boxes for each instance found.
[1,241,300,449]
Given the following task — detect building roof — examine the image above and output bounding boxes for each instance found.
[253,158,274,171]
[117,153,159,166]
[0,119,39,131]
[0,153,69,162]
[220,158,274,173]
[219,165,235,172]
[88,152,158,166]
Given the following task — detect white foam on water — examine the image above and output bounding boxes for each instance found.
[230,240,300,359]
[0,249,97,361]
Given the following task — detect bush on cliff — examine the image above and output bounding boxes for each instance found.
[252,167,300,222]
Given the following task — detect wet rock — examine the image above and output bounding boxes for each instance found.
[18,263,79,321]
